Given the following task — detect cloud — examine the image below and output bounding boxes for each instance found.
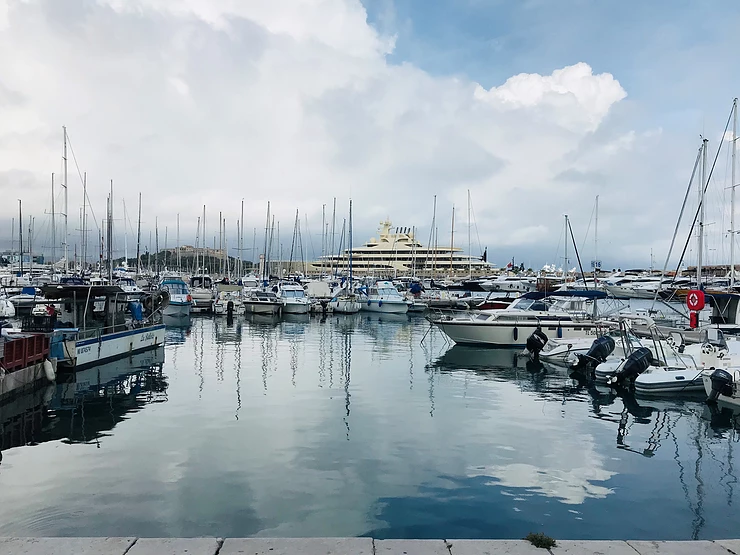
[0,0,663,267]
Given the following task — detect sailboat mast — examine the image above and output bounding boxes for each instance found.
[467,190,471,278]
[136,192,142,276]
[449,205,455,276]
[564,214,569,275]
[177,213,181,271]
[731,98,737,288]
[219,211,223,275]
[349,199,353,285]
[62,126,69,274]
[108,179,113,283]
[18,200,23,275]
[594,195,599,281]
[202,205,206,276]
[698,138,708,287]
[51,173,56,270]
[262,202,271,283]
[330,198,336,277]
[123,199,128,268]
[429,195,437,278]
[240,199,244,277]
[82,172,87,269]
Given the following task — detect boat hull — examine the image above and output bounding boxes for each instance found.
[282,301,310,314]
[361,300,409,314]
[245,302,281,315]
[65,324,166,369]
[163,301,192,318]
[634,369,704,395]
[329,299,361,314]
[433,320,599,348]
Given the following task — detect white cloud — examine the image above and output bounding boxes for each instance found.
[0,0,652,266]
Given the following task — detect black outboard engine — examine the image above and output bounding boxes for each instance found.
[606,347,653,387]
[707,369,734,402]
[227,300,234,317]
[573,336,616,372]
[525,328,549,361]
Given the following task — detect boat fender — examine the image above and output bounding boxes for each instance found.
[708,368,734,402]
[378,300,383,307]
[513,327,518,341]
[43,358,56,382]
[557,326,563,339]
[368,300,372,306]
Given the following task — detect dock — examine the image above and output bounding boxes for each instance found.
[0,537,738,554]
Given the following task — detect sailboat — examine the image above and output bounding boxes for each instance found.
[329,200,361,314]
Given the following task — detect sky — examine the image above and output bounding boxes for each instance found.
[1,0,740,270]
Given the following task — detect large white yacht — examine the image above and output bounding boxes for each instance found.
[316,220,495,278]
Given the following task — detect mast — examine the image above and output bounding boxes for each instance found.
[195,217,201,275]
[262,202,270,284]
[731,98,738,288]
[18,200,23,275]
[51,173,56,269]
[155,218,159,276]
[28,216,33,275]
[240,199,244,277]
[108,179,113,283]
[62,126,69,274]
[349,199,353,286]
[123,198,128,268]
[82,172,87,269]
[202,205,206,276]
[219,211,223,275]
[177,213,181,271]
[321,204,326,276]
[449,205,455,275]
[564,214,569,276]
[428,195,437,278]
[467,189,471,278]
[164,226,168,270]
[136,192,142,276]
[330,197,336,277]
[594,195,599,281]
[698,138,708,287]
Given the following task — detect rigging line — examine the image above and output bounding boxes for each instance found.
[668,108,733,293]
[65,133,100,230]
[469,199,483,256]
[567,218,588,290]
[651,145,702,309]
[581,197,596,250]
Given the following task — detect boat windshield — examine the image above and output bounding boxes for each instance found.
[282,289,305,298]
[163,282,188,295]
[509,298,548,311]
[377,287,401,298]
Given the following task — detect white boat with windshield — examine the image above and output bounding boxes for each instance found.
[430,291,606,348]
[277,282,310,314]
[359,281,411,314]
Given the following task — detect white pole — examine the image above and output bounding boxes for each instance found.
[731,98,737,288]
[698,138,708,287]
[62,126,68,274]
[51,173,56,270]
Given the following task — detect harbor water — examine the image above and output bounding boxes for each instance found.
[0,313,738,540]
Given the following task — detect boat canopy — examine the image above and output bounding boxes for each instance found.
[521,290,608,300]
[41,285,125,299]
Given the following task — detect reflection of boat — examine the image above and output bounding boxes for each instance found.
[281,313,310,324]
[162,313,192,328]
[432,345,526,371]
[245,313,281,326]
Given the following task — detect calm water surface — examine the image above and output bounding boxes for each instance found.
[0,314,739,539]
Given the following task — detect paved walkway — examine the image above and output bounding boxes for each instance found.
[1,538,739,555]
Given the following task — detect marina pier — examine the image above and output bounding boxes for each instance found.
[1,538,740,555]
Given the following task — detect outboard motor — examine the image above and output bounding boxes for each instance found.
[606,347,653,387]
[707,369,734,402]
[525,328,549,361]
[572,336,616,373]
[227,300,234,318]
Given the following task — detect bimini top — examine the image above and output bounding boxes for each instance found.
[521,290,608,300]
[41,285,125,299]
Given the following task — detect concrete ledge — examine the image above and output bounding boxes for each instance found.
[0,538,739,555]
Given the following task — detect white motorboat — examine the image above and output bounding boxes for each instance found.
[7,286,37,315]
[359,281,411,314]
[189,275,214,313]
[431,291,604,348]
[244,290,282,315]
[277,282,310,314]
[329,293,362,314]
[0,297,16,319]
[160,277,193,318]
[213,286,245,316]
[114,276,144,301]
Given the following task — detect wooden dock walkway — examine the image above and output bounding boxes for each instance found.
[1,537,739,555]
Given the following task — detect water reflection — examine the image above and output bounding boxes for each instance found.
[1,316,739,539]
[1,350,167,455]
